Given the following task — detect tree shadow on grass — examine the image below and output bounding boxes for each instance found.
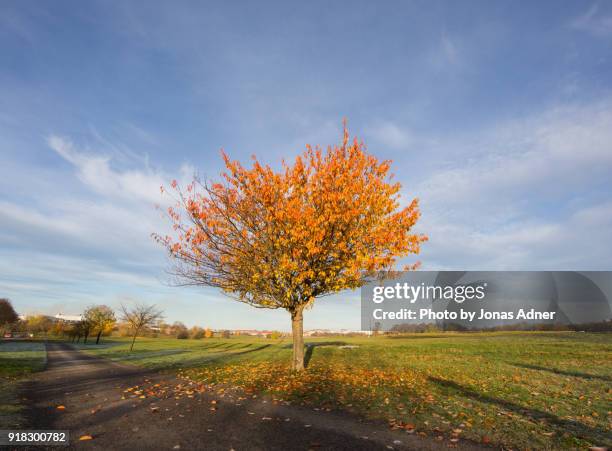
[387,334,454,340]
[510,362,612,382]
[69,340,125,350]
[428,376,611,446]
[302,342,348,368]
[196,342,225,350]
[216,343,239,350]
[174,344,274,369]
[213,344,271,361]
[118,350,189,362]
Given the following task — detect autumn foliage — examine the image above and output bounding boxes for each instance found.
[155,125,426,370]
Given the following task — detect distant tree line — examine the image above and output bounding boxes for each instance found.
[0,298,248,346]
[388,320,612,334]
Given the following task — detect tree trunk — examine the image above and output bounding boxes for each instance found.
[96,331,102,344]
[290,305,305,371]
[84,329,89,344]
[130,331,138,352]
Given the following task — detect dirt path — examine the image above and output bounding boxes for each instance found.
[21,343,486,450]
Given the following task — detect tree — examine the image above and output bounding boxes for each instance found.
[0,298,19,332]
[156,321,171,336]
[155,125,426,370]
[170,321,188,338]
[120,303,164,351]
[67,320,89,343]
[83,305,116,344]
[24,315,53,337]
[52,321,67,337]
[190,326,205,339]
[82,318,92,343]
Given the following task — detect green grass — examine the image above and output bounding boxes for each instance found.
[75,332,611,449]
[71,335,282,369]
[0,340,46,428]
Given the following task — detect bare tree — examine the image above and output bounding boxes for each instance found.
[120,303,164,351]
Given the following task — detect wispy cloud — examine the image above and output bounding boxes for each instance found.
[571,4,612,37]
[366,122,414,150]
[0,134,183,313]
[426,32,466,72]
[413,98,612,270]
[440,33,460,65]
[47,135,171,204]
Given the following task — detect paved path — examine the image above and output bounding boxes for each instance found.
[22,343,485,450]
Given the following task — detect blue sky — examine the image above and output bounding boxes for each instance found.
[1,1,611,330]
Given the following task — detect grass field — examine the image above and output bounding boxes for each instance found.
[73,331,612,449]
[0,341,46,428]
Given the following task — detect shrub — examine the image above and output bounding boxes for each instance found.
[191,328,204,339]
[176,330,189,339]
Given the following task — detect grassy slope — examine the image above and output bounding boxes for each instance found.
[74,332,611,449]
[0,341,46,428]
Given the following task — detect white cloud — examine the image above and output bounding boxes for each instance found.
[409,98,612,270]
[440,33,460,65]
[419,99,612,209]
[366,122,414,150]
[0,134,191,317]
[0,196,165,261]
[420,201,612,270]
[571,4,612,37]
[426,32,465,71]
[48,135,167,205]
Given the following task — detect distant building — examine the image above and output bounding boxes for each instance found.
[233,329,265,336]
[304,329,372,336]
[231,329,286,337]
[54,313,82,323]
[17,313,82,323]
